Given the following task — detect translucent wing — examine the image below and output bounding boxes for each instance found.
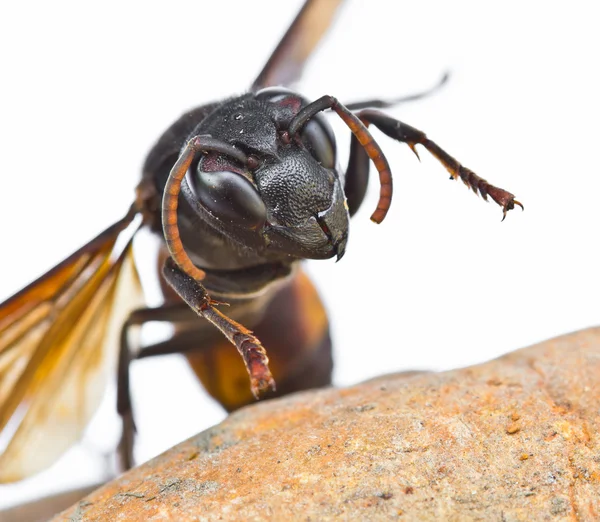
[251,0,346,90]
[0,210,144,482]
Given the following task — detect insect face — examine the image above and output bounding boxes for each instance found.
[185,90,349,262]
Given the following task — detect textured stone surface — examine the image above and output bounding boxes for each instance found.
[54,328,600,521]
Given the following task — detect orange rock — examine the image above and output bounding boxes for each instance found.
[51,328,600,521]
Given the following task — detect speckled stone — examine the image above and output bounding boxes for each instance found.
[53,327,600,521]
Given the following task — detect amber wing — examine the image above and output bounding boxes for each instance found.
[0,210,144,482]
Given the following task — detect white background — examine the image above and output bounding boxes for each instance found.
[1,0,599,511]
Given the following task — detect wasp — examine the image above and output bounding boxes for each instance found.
[0,0,521,483]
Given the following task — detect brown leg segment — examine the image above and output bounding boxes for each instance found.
[357,109,523,220]
[185,269,333,412]
[161,257,275,399]
[116,268,332,454]
[116,301,240,470]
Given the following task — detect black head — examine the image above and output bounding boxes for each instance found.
[182,88,349,261]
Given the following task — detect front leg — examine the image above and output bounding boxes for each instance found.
[161,257,275,398]
[358,109,523,220]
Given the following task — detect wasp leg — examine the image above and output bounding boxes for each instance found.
[345,72,449,111]
[161,257,276,399]
[356,109,523,220]
[342,72,450,215]
[116,303,192,471]
[116,270,332,469]
[123,275,334,410]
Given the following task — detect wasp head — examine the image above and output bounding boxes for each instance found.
[184,89,349,262]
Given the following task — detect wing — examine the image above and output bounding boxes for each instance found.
[251,0,346,90]
[0,208,144,482]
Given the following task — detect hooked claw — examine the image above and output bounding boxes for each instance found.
[484,185,523,222]
[501,199,525,222]
[407,142,421,161]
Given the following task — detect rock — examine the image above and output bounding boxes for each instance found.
[53,328,600,521]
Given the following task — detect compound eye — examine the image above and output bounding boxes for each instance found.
[190,169,267,229]
[301,113,336,170]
